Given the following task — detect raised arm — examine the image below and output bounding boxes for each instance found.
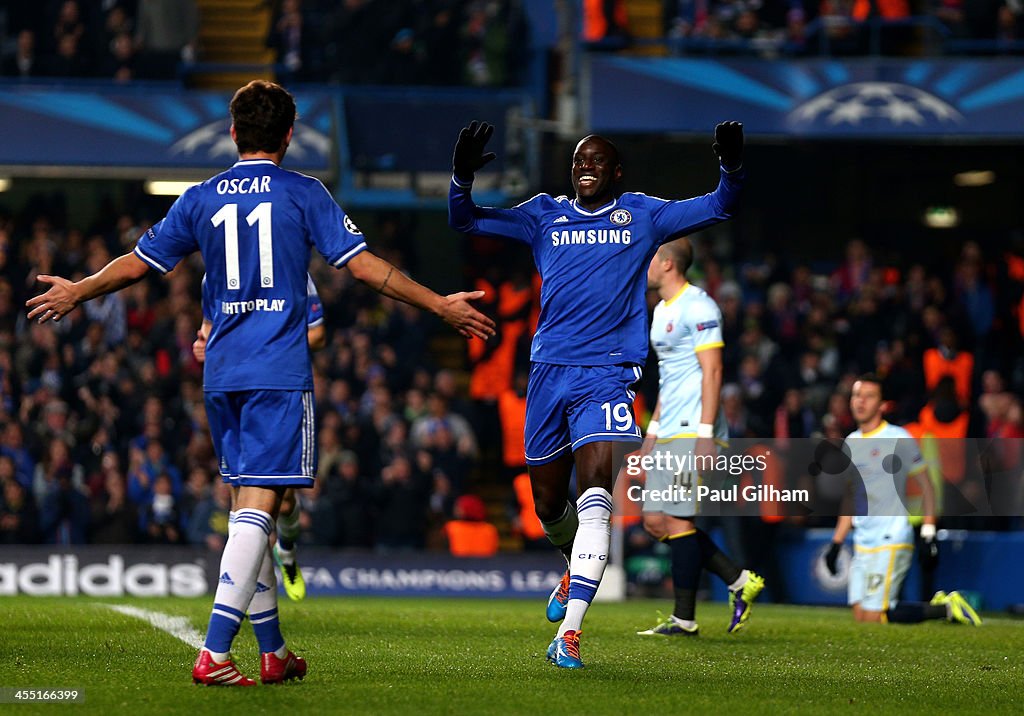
[346,251,495,340]
[650,122,745,242]
[26,252,150,323]
[448,121,534,243]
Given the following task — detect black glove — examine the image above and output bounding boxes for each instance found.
[713,121,743,171]
[825,542,842,576]
[453,120,496,182]
[918,533,939,572]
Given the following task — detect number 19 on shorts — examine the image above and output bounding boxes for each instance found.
[601,402,634,431]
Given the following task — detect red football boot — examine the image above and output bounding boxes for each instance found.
[260,650,307,684]
[192,649,256,686]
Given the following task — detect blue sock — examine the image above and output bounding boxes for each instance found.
[204,603,245,656]
[249,545,285,654]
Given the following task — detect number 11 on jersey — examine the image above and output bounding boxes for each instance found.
[212,202,274,289]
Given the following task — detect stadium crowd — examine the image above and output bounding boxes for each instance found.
[1,190,1022,550]
[0,0,198,82]
[584,0,1024,55]
[3,0,1020,91]
[0,1,529,86]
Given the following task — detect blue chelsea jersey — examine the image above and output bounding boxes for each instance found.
[449,169,742,366]
[136,159,366,391]
[203,272,323,328]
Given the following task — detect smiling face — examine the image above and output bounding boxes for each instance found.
[571,135,622,209]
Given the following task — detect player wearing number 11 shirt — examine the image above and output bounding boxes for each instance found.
[27,80,494,686]
[447,121,744,668]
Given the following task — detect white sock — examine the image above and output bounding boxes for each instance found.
[728,569,750,592]
[249,545,278,618]
[248,542,287,656]
[276,545,296,566]
[671,616,697,629]
[557,487,612,637]
[204,508,274,659]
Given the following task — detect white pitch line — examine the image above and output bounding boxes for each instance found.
[101,604,204,648]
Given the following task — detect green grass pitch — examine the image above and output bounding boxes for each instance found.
[2,596,1022,714]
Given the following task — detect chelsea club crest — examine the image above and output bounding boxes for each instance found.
[610,209,632,226]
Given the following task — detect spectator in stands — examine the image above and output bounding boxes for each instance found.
[325,0,385,84]
[1,423,35,488]
[178,465,211,525]
[187,479,231,551]
[1,478,39,543]
[141,472,182,544]
[954,241,994,346]
[997,2,1023,41]
[1,29,41,78]
[462,0,525,85]
[134,0,198,79]
[383,27,422,85]
[411,393,478,459]
[831,239,872,303]
[33,436,84,506]
[964,0,1011,39]
[298,478,339,546]
[89,469,137,543]
[419,1,463,85]
[738,353,774,436]
[332,451,375,549]
[268,0,307,80]
[427,420,472,494]
[45,25,91,78]
[99,30,137,82]
[39,465,90,544]
[977,369,1020,436]
[443,494,499,557]
[498,371,528,480]
[581,0,630,47]
[434,368,475,424]
[511,471,547,550]
[775,387,816,438]
[374,455,429,551]
[923,327,974,408]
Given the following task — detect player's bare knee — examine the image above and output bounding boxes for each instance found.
[534,496,566,524]
[642,513,667,540]
[280,488,296,514]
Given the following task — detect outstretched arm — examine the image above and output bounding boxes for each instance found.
[26,252,150,323]
[347,251,495,340]
[650,122,745,241]
[448,121,534,243]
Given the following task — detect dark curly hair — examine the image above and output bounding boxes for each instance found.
[229,80,297,155]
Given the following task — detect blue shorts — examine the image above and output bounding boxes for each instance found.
[524,362,643,465]
[205,389,316,487]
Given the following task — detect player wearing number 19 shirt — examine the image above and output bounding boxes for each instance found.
[448,121,744,668]
[27,80,494,686]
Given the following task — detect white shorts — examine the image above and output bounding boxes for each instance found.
[848,543,913,612]
[641,437,699,519]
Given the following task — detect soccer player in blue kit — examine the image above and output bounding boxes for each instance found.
[28,80,495,685]
[448,121,744,667]
[194,271,325,602]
